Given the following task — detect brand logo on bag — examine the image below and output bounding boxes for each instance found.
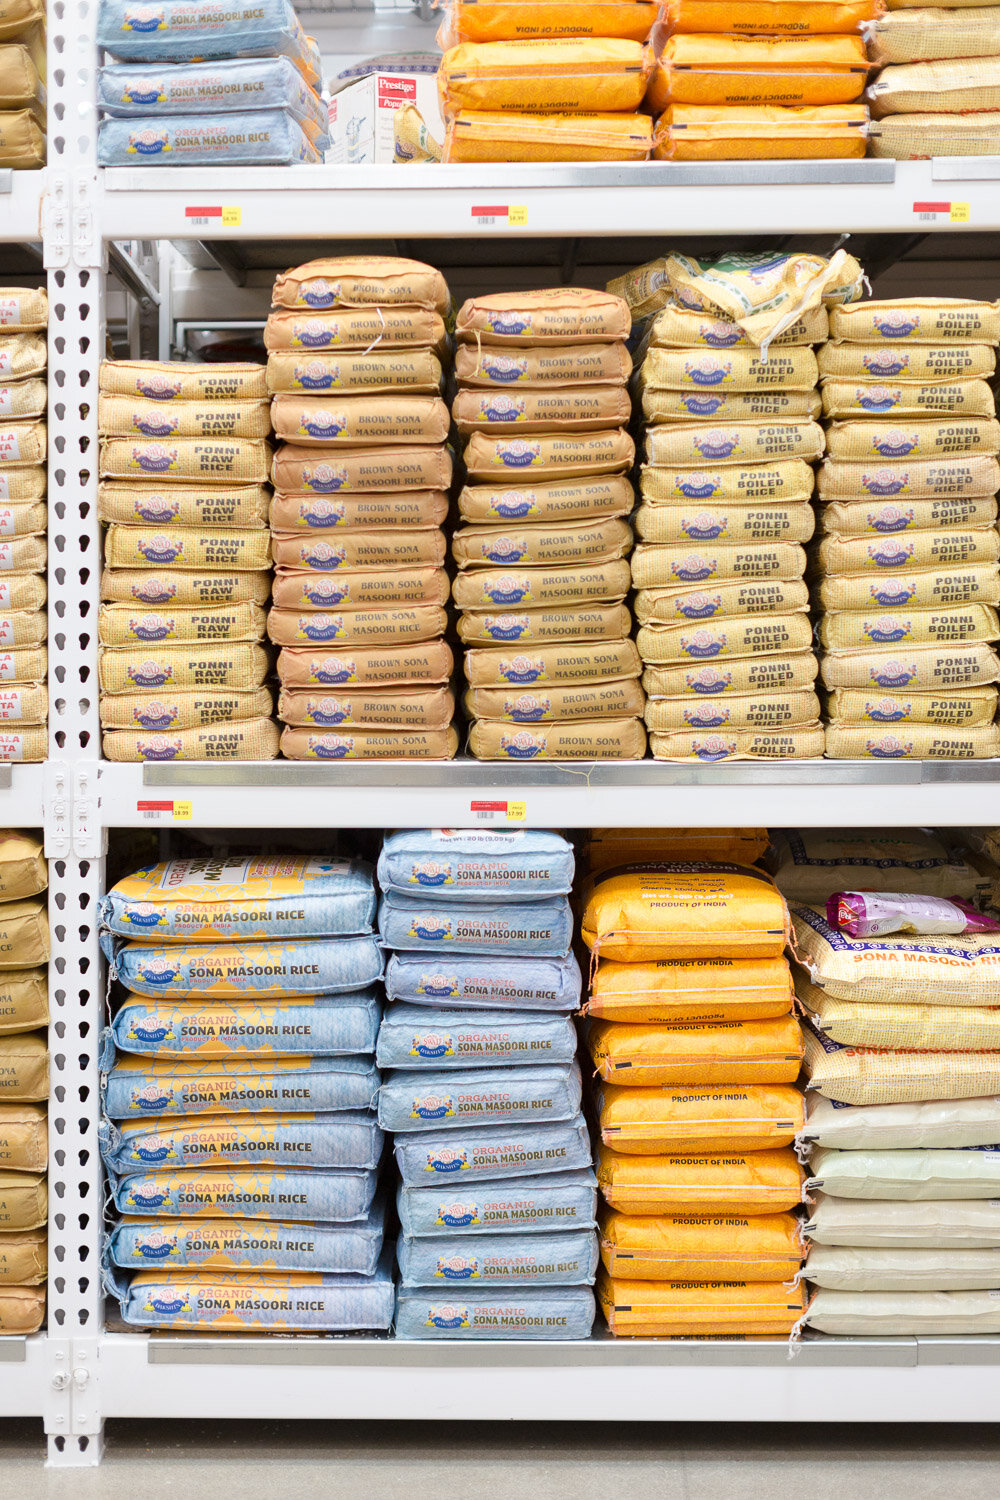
[700,320,742,347]
[681,393,725,416]
[485,614,530,641]
[499,654,544,684]
[427,1304,470,1328]
[133,443,178,472]
[123,901,165,929]
[299,278,342,309]
[863,616,912,644]
[483,576,532,605]
[418,973,460,998]
[672,554,716,583]
[865,733,912,758]
[138,535,184,564]
[306,696,352,726]
[481,536,527,564]
[306,733,353,759]
[299,409,347,440]
[685,355,731,387]
[130,1187,170,1209]
[865,697,909,722]
[505,693,550,722]
[873,312,919,338]
[136,373,181,400]
[136,734,183,761]
[294,319,340,348]
[872,430,918,458]
[131,1083,175,1111]
[128,1016,173,1043]
[135,494,180,522]
[302,463,349,492]
[486,312,531,336]
[482,354,528,383]
[303,578,350,607]
[684,703,731,728]
[867,541,914,569]
[863,352,911,379]
[135,1229,178,1258]
[681,629,727,659]
[437,1255,477,1280]
[862,470,909,499]
[128,659,172,688]
[133,700,180,729]
[301,497,347,527]
[501,730,546,759]
[869,581,917,609]
[692,733,736,761]
[311,656,357,684]
[129,612,173,641]
[412,1031,454,1059]
[128,128,170,155]
[496,439,541,469]
[297,360,338,390]
[857,384,901,413]
[676,473,722,500]
[480,393,525,423]
[299,614,345,641]
[123,6,166,32]
[437,1200,479,1227]
[870,659,918,689]
[426,1148,469,1176]
[694,429,740,460]
[134,409,179,438]
[681,509,727,539]
[410,860,452,888]
[412,1093,455,1120]
[300,541,348,572]
[409,914,452,942]
[131,577,177,605]
[123,79,167,106]
[675,591,722,619]
[491,491,537,519]
[134,1134,177,1164]
[147,1295,192,1315]
[685,665,733,693]
[136,956,181,985]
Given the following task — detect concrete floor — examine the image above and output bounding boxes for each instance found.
[2,1419,1000,1498]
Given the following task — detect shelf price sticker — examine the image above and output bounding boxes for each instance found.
[470,799,527,823]
[184,205,242,228]
[137,799,193,822]
[913,200,971,224]
[471,204,528,227]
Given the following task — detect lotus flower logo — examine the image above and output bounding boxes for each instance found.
[496,439,541,469]
[306,733,353,759]
[873,430,918,458]
[500,729,545,759]
[131,576,176,604]
[128,659,171,688]
[136,373,181,400]
[138,535,182,564]
[134,443,177,472]
[505,693,549,721]
[686,666,732,693]
[499,654,543,684]
[681,628,726,658]
[133,699,178,729]
[303,463,349,492]
[299,278,342,309]
[311,656,356,684]
[301,497,346,526]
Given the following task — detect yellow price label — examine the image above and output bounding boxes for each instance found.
[221,206,242,227]
[506,800,527,822]
[507,205,528,227]
[172,800,193,821]
[950,202,971,223]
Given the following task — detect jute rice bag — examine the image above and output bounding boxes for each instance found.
[0,1227,45,1284]
[270,394,450,446]
[100,687,275,733]
[635,578,810,622]
[597,1271,806,1336]
[600,1207,803,1281]
[640,346,820,392]
[640,303,829,349]
[458,475,634,525]
[279,684,455,731]
[647,34,868,110]
[270,528,446,571]
[868,56,1000,114]
[803,1020,1000,1106]
[635,502,816,546]
[631,540,806,588]
[97,396,272,440]
[819,640,1000,691]
[586,957,793,1023]
[0,288,47,332]
[100,438,271,483]
[0,611,45,649]
[98,602,266,648]
[99,361,267,401]
[271,567,449,610]
[454,341,631,388]
[818,604,999,650]
[451,384,632,433]
[660,248,865,344]
[263,307,448,352]
[0,378,45,420]
[0,421,44,466]
[867,7,1000,65]
[775,828,983,900]
[0,726,46,760]
[270,490,450,532]
[640,458,815,506]
[99,480,271,527]
[452,560,631,610]
[588,1013,805,1086]
[465,678,646,722]
[104,527,272,572]
[651,725,825,759]
[266,349,443,395]
[644,686,820,729]
[268,605,448,648]
[468,718,647,760]
[438,38,651,115]
[596,1143,806,1213]
[271,256,451,316]
[826,722,1000,758]
[0,576,44,612]
[642,388,822,422]
[819,566,1000,611]
[0,1286,44,1333]
[829,298,1000,343]
[869,111,1000,158]
[0,1034,48,1098]
[456,287,631,345]
[98,643,270,694]
[0,475,45,506]
[437,0,659,44]
[463,638,641,687]
[645,419,825,465]
[0,646,46,684]
[821,378,995,419]
[272,444,453,495]
[826,685,997,726]
[463,430,635,480]
[0,533,45,571]
[102,720,281,763]
[276,639,454,688]
[818,457,1000,503]
[637,612,814,662]
[457,602,632,645]
[0,966,46,1031]
[453,517,632,568]
[799,977,1000,1051]
[818,342,996,380]
[101,570,272,607]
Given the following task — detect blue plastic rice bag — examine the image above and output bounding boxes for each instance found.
[98,56,328,141]
[379,890,572,958]
[110,1165,378,1221]
[378,1063,582,1134]
[104,992,381,1063]
[104,935,384,999]
[106,1251,395,1333]
[397,1169,598,1238]
[398,1228,598,1288]
[102,1055,380,1120]
[394,1284,595,1340]
[97,0,322,85]
[386,952,581,1011]
[99,1110,384,1174]
[393,1115,593,1186]
[98,111,321,167]
[377,829,574,903]
[376,1006,576,1071]
[100,855,376,943]
[106,1202,386,1275]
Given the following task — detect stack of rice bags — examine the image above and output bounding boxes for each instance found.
[0,832,48,1337]
[646,0,874,160]
[98,851,393,1335]
[768,828,1000,1339]
[266,256,458,762]
[816,297,1000,760]
[0,287,47,761]
[0,0,44,168]
[436,0,655,162]
[96,0,327,167]
[451,286,646,762]
[97,360,278,763]
[580,828,809,1340]
[376,828,597,1340]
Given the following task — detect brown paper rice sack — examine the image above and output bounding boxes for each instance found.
[650,724,825,759]
[464,637,641,688]
[640,345,819,393]
[645,419,824,466]
[829,297,1000,344]
[640,459,815,508]
[453,559,631,611]
[0,681,45,725]
[0,1228,46,1286]
[0,646,44,684]
[0,612,44,650]
[271,256,451,317]
[454,340,631,388]
[819,603,999,651]
[0,472,45,505]
[0,288,46,332]
[637,612,814,664]
[0,1104,47,1174]
[270,489,449,532]
[101,569,272,608]
[277,639,454,689]
[818,341,996,381]
[97,396,271,440]
[453,517,632,569]
[271,566,449,612]
[635,501,815,547]
[0,728,46,762]
[818,455,1000,503]
[821,378,995,420]
[0,379,44,421]
[0,421,44,466]
[826,721,1000,759]
[452,384,632,434]
[0,335,45,381]
[0,533,44,573]
[643,302,828,349]
[469,716,647,760]
[280,725,459,760]
[0,834,44,902]
[868,56,1000,114]
[0,1169,46,1230]
[278,684,455,731]
[99,480,271,528]
[98,602,266,649]
[465,678,646,723]
[103,718,281,763]
[869,110,1000,157]
[456,288,630,346]
[632,540,806,589]
[0,576,44,613]
[645,687,820,731]
[104,526,272,572]
[0,1034,48,1096]
[643,650,819,699]
[0,1286,44,1334]
[266,349,443,395]
[100,437,271,484]
[270,394,450,447]
[827,685,998,726]
[820,566,1000,612]
[0,111,44,169]
[263,307,448,354]
[0,968,45,1032]
[267,604,448,649]
[818,527,999,575]
[99,361,267,401]
[458,475,634,525]
[99,687,275,733]
[820,640,1000,692]
[270,527,446,572]
[462,428,634,481]
[457,602,632,646]
[272,443,453,495]
[636,578,810,624]
[868,7,1000,65]
[98,643,270,695]
[643,389,821,423]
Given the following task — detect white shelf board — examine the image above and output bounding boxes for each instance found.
[0,763,47,826]
[96,159,1000,239]
[0,170,44,244]
[95,759,1000,829]
[0,1335,55,1418]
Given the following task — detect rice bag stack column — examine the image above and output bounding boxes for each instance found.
[265,256,458,763]
[0,287,47,761]
[0,832,49,1336]
[376,829,597,1340]
[577,832,808,1338]
[97,360,279,763]
[452,287,646,762]
[816,297,1000,760]
[98,853,394,1334]
[0,0,44,168]
[96,0,327,167]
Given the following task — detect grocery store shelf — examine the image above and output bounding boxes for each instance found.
[0,170,44,245]
[0,763,46,827]
[0,1336,54,1418]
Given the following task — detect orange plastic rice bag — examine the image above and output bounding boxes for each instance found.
[660,0,884,33]
[438,38,651,115]
[583,828,770,873]
[600,1208,804,1281]
[587,1014,805,1086]
[587,957,794,1022]
[647,34,869,112]
[597,1143,807,1214]
[654,104,869,161]
[437,0,659,45]
[597,1081,805,1153]
[597,1270,807,1336]
[445,111,652,162]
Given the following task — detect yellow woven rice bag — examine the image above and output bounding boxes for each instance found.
[600,1208,804,1281]
[0,1227,45,1285]
[647,34,869,111]
[644,687,820,729]
[597,1143,806,1214]
[279,684,455,731]
[826,722,1000,759]
[453,560,631,610]
[98,603,266,649]
[0,612,45,650]
[102,570,271,609]
[464,638,641,687]
[818,458,1000,505]
[268,605,447,649]
[0,683,49,728]
[632,541,806,589]
[819,604,999,651]
[0,576,44,613]
[0,646,45,684]
[580,861,790,961]
[0,288,46,333]
[0,420,44,466]
[640,345,820,392]
[438,0,659,44]
[638,612,814,663]
[277,639,454,689]
[100,438,271,484]
[100,687,275,733]
[280,726,459,760]
[827,685,997,725]
[99,361,267,401]
[821,640,1000,693]
[457,288,630,347]
[0,108,43,168]
[103,720,280,763]
[643,388,822,422]
[597,1270,806,1336]
[645,420,825,466]
[438,38,650,115]
[97,396,271,440]
[0,1168,46,1229]
[271,394,450,447]
[660,0,883,32]
[651,724,825,759]
[869,56,1000,113]
[452,385,632,434]
[821,378,995,419]
[266,350,443,395]
[0,475,44,509]
[803,1021,1000,1106]
[820,566,1000,612]
[271,444,453,495]
[465,678,645,723]
[662,246,866,345]
[583,828,770,872]
[818,341,996,381]
[104,527,272,572]
[0,1034,47,1097]
[799,976,1000,1051]
[640,459,815,508]
[271,257,451,317]
[597,1082,805,1153]
[0,533,44,572]
[635,503,815,547]
[454,341,631,388]
[264,307,447,352]
[586,954,792,1022]
[0,1103,46,1173]
[868,8,1000,65]
[644,303,829,348]
[463,430,634,481]
[0,727,47,762]
[0,379,44,421]
[98,643,270,695]
[394,104,444,162]
[654,107,868,166]
[829,298,1000,344]
[867,112,1000,157]
[445,111,653,162]
[588,1014,805,1086]
[99,481,271,528]
[637,579,809,623]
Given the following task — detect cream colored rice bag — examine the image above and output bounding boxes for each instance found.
[662,248,864,346]
[272,256,451,316]
[0,968,44,1032]
[100,688,275,732]
[643,302,828,348]
[645,688,819,731]
[819,604,999,650]
[0,1228,45,1286]
[632,541,806,588]
[0,472,45,503]
[819,567,1000,612]
[99,361,267,401]
[0,576,44,612]
[868,8,1000,66]
[453,560,631,610]
[271,528,446,572]
[635,502,815,546]
[97,396,272,440]
[803,1026,1000,1107]
[0,681,45,723]
[650,724,824,759]
[0,534,44,573]
[0,1104,48,1174]
[267,605,447,648]
[101,570,272,608]
[826,722,1000,758]
[458,475,634,525]
[637,579,809,623]
[644,390,822,423]
[278,684,455,730]
[98,603,266,648]
[0,502,44,541]
[463,429,634,480]
[0,289,46,333]
[818,456,1000,503]
[453,517,632,568]
[825,417,1000,460]
[0,1286,44,1333]
[99,481,271,528]
[263,307,448,353]
[640,346,819,392]
[452,384,632,433]
[645,420,824,466]
[103,720,281,763]
[0,727,47,762]
[869,56,1000,114]
[469,717,647,760]
[0,422,44,466]
[270,489,449,532]
[818,527,999,574]
[827,685,997,726]
[818,341,996,381]
[0,647,45,684]
[0,336,45,382]
[638,613,814,664]
[641,458,815,505]
[820,640,1000,691]
[0,613,45,649]
[104,527,272,572]
[821,378,995,420]
[266,349,443,395]
[829,298,1000,343]
[464,637,641,688]
[800,977,1000,1051]
[272,567,449,611]
[644,651,819,698]
[272,444,453,495]
[465,678,646,722]
[277,639,454,689]
[457,602,632,646]
[280,726,458,760]
[99,643,270,695]
[454,341,631,388]
[456,288,630,346]
[271,394,450,447]
[100,438,271,484]
[0,379,44,421]
[793,904,1000,1004]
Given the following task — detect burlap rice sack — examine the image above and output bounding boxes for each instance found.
[457,602,632,645]
[272,444,453,495]
[0,899,46,967]
[463,637,641,687]
[0,612,44,649]
[642,649,819,697]
[270,527,446,572]
[98,643,270,694]
[0,967,45,1032]
[820,640,1000,691]
[644,687,820,730]
[456,287,630,346]
[276,639,454,688]
[463,428,634,480]
[104,527,272,572]
[0,288,46,333]
[278,683,455,730]
[818,341,995,381]
[818,455,999,502]
[469,716,647,760]
[0,1166,47,1224]
[0,1228,45,1285]
[271,256,451,316]
[452,384,632,433]
[0,380,43,424]
[0,420,44,466]
[266,349,443,395]
[650,724,824,759]
[0,681,44,723]
[100,438,271,484]
[99,361,267,401]
[0,576,44,612]
[638,611,814,663]
[0,471,44,503]
[270,489,449,532]
[453,517,632,568]
[453,559,631,610]
[819,603,999,650]
[869,111,1000,157]
[827,685,997,726]
[267,604,447,648]
[98,396,271,440]
[828,297,1000,344]
[818,527,999,574]
[826,722,1000,758]
[825,417,1000,459]
[0,1103,46,1174]
[868,7,1000,65]
[270,566,449,611]
[465,678,646,722]
[458,475,634,525]
[102,718,280,763]
[280,725,459,759]
[0,533,44,573]
[821,378,995,420]
[101,569,272,608]
[0,726,45,761]
[868,56,1000,114]
[0,834,44,901]
[454,340,631,387]
[263,307,448,353]
[643,388,822,422]
[635,501,815,545]
[639,345,819,392]
[636,577,809,622]
[0,646,44,683]
[642,302,828,349]
[270,394,450,447]
[98,602,265,648]
[645,420,824,466]
[819,565,1000,612]
[98,480,270,528]
[640,458,815,506]
[100,687,275,732]
[632,540,806,588]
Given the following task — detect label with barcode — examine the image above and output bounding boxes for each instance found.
[470,799,527,823]
[470,204,528,228]
[137,799,193,821]
[913,200,970,223]
[184,205,241,229]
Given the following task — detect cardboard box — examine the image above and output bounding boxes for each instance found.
[327,71,443,164]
